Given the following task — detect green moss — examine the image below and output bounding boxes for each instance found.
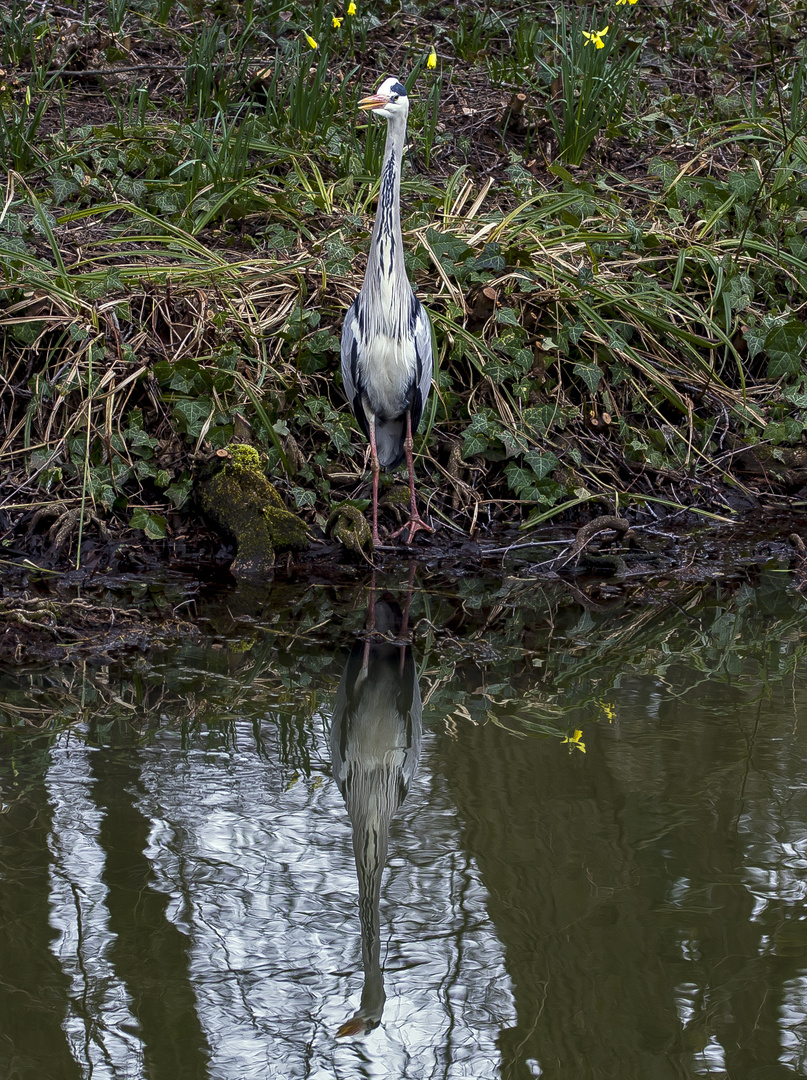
[384,485,411,508]
[229,443,262,473]
[199,444,307,576]
[326,501,372,554]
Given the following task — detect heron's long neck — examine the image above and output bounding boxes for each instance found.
[362,113,410,331]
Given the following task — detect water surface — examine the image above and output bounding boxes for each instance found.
[2,569,806,1079]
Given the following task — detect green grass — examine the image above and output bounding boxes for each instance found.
[1,0,807,564]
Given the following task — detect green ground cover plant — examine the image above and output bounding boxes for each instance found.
[1,0,807,567]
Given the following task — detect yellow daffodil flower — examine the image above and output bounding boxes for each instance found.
[616,0,638,5]
[562,729,586,753]
[332,14,342,27]
[347,0,356,14]
[305,33,318,49]
[598,700,616,722]
[427,45,437,69]
[582,25,609,48]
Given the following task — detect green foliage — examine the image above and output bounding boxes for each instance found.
[130,508,168,539]
[0,82,52,171]
[487,15,546,87]
[0,0,48,67]
[1,0,807,556]
[449,11,493,62]
[537,5,642,166]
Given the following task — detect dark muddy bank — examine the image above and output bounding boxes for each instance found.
[3,506,807,666]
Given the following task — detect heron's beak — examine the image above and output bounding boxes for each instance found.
[357,93,389,111]
[336,1015,367,1037]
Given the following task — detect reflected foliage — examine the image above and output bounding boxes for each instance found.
[1,569,806,751]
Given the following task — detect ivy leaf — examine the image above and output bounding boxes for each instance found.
[291,486,316,508]
[116,176,146,201]
[724,272,754,313]
[568,322,585,345]
[764,320,807,379]
[728,171,760,200]
[505,462,562,504]
[423,228,474,281]
[130,508,167,539]
[573,362,603,394]
[496,307,521,327]
[166,475,193,508]
[306,329,341,354]
[482,362,511,384]
[505,463,539,498]
[524,449,560,479]
[151,191,180,214]
[30,205,58,235]
[324,237,355,276]
[500,428,528,456]
[462,431,489,458]
[648,158,678,186]
[174,397,212,438]
[472,243,506,273]
[743,325,765,359]
[51,176,80,204]
[524,405,560,435]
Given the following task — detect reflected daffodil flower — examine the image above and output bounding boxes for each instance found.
[332,14,342,27]
[582,25,609,48]
[561,729,586,753]
[427,45,437,69]
[305,33,318,49]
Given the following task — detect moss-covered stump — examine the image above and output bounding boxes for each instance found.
[198,444,307,576]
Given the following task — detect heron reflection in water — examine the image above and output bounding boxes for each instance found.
[330,578,422,1037]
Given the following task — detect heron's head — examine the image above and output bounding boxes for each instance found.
[358,76,409,120]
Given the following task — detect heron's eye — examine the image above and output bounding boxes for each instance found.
[390,94,398,102]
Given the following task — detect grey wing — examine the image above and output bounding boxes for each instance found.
[410,298,433,432]
[340,299,370,440]
[340,300,360,411]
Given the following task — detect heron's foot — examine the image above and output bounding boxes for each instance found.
[336,1012,377,1038]
[390,513,433,545]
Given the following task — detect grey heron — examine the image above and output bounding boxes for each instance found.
[330,582,421,1036]
[341,76,434,547]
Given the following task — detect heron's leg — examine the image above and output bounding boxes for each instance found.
[368,419,382,546]
[391,410,433,544]
[399,561,416,636]
[399,561,416,673]
[367,571,377,633]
